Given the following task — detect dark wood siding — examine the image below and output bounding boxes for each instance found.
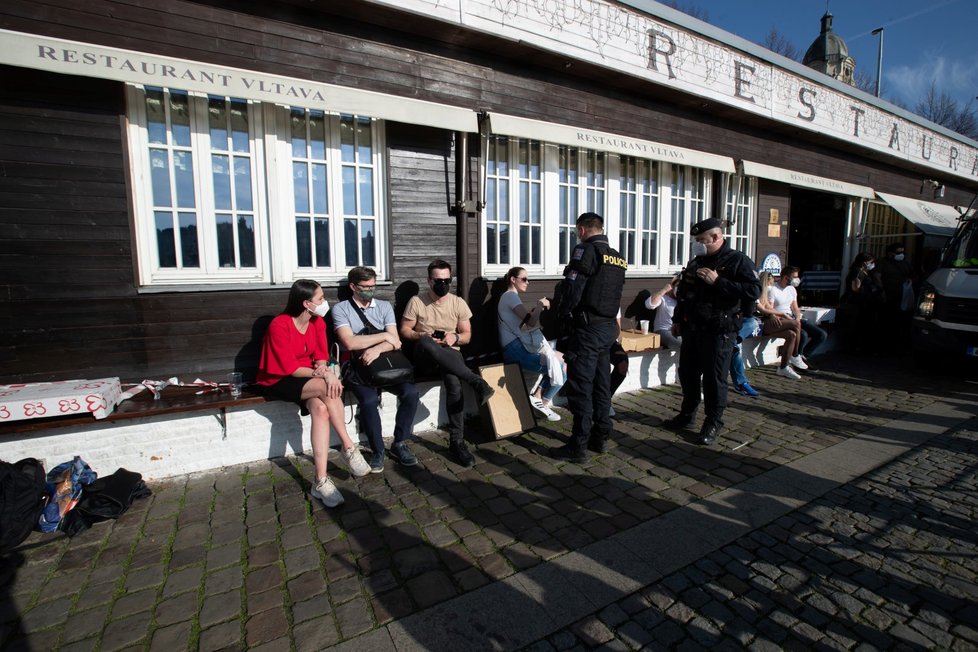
[755,181,791,266]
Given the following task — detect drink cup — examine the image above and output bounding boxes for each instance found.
[639,320,650,335]
[228,372,243,398]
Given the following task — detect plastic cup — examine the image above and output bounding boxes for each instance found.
[639,320,650,335]
[227,372,243,398]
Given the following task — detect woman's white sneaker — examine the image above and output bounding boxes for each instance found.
[789,355,809,370]
[343,446,371,477]
[529,395,561,421]
[777,365,801,379]
[311,476,344,507]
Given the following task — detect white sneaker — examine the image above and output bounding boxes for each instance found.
[343,446,371,478]
[310,476,344,507]
[777,365,801,379]
[529,395,561,422]
[789,355,809,370]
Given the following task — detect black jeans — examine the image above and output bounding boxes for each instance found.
[677,325,736,426]
[411,337,481,442]
[347,380,420,454]
[564,318,617,448]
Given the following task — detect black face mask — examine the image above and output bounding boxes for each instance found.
[432,278,451,297]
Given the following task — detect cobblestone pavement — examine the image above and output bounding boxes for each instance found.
[1,353,976,651]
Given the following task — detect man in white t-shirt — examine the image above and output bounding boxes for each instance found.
[770,266,828,361]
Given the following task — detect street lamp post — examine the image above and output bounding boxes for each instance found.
[872,27,884,98]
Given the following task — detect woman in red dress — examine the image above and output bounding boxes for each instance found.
[257,279,369,507]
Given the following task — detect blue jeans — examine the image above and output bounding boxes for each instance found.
[348,380,419,455]
[799,319,828,358]
[502,338,562,401]
[729,317,760,387]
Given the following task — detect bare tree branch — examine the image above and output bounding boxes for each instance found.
[760,26,800,61]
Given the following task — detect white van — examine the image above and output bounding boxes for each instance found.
[912,202,978,363]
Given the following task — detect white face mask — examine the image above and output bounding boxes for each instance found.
[894,253,905,262]
[309,299,330,317]
[691,241,708,257]
[865,262,875,271]
[790,277,801,288]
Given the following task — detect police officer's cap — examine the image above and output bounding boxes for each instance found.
[690,217,722,236]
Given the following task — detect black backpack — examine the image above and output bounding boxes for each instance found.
[0,458,47,553]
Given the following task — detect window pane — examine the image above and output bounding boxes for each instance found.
[344,218,358,264]
[315,217,330,267]
[291,109,306,158]
[212,154,231,210]
[208,97,228,150]
[173,151,196,209]
[519,225,529,263]
[234,157,253,211]
[295,216,312,267]
[216,213,234,267]
[309,111,325,160]
[500,180,510,220]
[169,91,191,147]
[499,223,510,263]
[312,163,328,214]
[178,212,199,267]
[150,149,172,207]
[487,224,497,264]
[293,162,309,213]
[357,117,372,161]
[230,100,249,153]
[360,221,376,266]
[359,168,374,216]
[340,116,355,163]
[155,211,176,267]
[238,215,256,267]
[146,89,166,145]
[343,166,356,214]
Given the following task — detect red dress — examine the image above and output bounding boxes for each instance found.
[256,314,330,386]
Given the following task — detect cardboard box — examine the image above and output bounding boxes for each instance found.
[0,378,122,422]
[620,330,661,352]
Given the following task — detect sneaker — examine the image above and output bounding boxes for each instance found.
[310,476,344,508]
[342,446,371,477]
[776,365,801,379]
[473,379,495,406]
[789,355,809,370]
[389,441,418,466]
[734,382,760,397]
[368,451,384,474]
[529,396,560,422]
[449,441,476,468]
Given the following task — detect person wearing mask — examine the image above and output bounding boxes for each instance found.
[497,266,564,422]
[256,279,371,508]
[757,271,804,379]
[841,252,884,352]
[769,266,828,362]
[332,266,420,473]
[875,242,914,347]
[643,276,682,350]
[663,218,760,445]
[551,212,627,461]
[400,259,495,467]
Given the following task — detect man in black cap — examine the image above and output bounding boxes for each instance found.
[664,217,760,445]
[550,212,627,462]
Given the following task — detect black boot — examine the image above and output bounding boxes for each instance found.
[449,440,475,467]
[472,379,495,406]
[699,421,722,445]
[587,432,609,454]
[549,442,589,463]
[662,412,694,429]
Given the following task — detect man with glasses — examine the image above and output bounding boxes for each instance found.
[333,266,421,473]
[400,259,495,467]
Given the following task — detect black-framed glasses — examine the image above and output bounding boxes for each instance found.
[355,284,377,290]
[516,277,529,282]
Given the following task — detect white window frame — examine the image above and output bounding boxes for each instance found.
[724,174,757,259]
[126,85,388,287]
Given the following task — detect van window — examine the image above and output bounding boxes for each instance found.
[942,218,978,269]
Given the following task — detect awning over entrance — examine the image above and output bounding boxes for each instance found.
[0,28,479,132]
[875,192,962,236]
[488,113,736,173]
[740,160,875,199]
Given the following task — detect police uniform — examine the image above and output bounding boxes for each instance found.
[552,224,628,461]
[666,218,760,445]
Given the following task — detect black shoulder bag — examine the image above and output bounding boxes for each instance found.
[344,299,414,387]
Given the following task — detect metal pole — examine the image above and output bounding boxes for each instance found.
[872,27,884,97]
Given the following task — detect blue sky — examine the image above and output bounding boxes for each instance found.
[675,0,978,110]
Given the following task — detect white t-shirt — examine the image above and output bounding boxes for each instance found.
[768,284,796,317]
[646,293,677,333]
[497,291,528,348]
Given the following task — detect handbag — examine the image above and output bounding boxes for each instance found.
[343,299,414,387]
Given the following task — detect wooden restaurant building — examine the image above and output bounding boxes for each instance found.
[1,0,976,467]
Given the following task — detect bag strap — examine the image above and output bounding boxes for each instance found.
[348,298,383,335]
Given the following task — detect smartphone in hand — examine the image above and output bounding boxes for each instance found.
[432,330,446,340]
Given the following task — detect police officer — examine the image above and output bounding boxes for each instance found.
[663,218,760,445]
[551,212,628,462]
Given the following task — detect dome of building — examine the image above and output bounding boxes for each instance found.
[802,12,856,85]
